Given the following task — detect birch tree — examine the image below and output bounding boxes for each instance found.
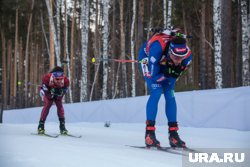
[167,0,172,28]
[63,0,73,103]
[56,0,61,63]
[80,0,90,101]
[130,0,136,97]
[163,0,167,27]
[213,0,223,88]
[70,0,76,100]
[102,0,110,100]
[111,0,117,98]
[241,0,249,86]
[235,2,242,86]
[45,0,61,68]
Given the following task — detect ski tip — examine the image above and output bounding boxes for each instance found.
[126,145,158,149]
[31,133,59,138]
[60,134,82,138]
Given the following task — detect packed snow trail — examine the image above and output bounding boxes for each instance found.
[1,122,249,167]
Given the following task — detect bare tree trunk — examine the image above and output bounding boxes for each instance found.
[63,0,73,103]
[221,0,232,87]
[137,0,144,54]
[167,0,172,28]
[70,0,76,101]
[80,0,89,101]
[0,104,3,123]
[112,62,121,99]
[130,0,136,97]
[34,44,39,98]
[56,0,61,62]
[90,63,100,101]
[136,0,144,96]
[29,42,34,105]
[7,40,13,107]
[45,0,55,68]
[249,2,250,51]
[199,0,206,89]
[241,0,250,86]
[40,10,50,58]
[119,0,127,97]
[46,0,61,67]
[10,46,15,106]
[111,0,117,98]
[18,37,24,107]
[213,0,223,88]
[13,4,19,107]
[163,0,167,27]
[102,0,110,100]
[1,29,7,108]
[236,0,242,87]
[90,0,101,100]
[207,2,214,89]
[24,0,34,107]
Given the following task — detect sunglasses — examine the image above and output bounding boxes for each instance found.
[54,77,64,81]
[169,53,186,62]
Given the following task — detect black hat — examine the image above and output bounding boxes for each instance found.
[50,66,64,73]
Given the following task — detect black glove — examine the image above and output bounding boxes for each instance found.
[164,65,186,78]
[62,88,68,94]
[50,88,64,97]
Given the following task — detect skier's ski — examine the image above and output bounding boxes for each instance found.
[127,145,223,158]
[60,134,82,138]
[127,145,188,156]
[127,145,205,157]
[31,133,59,138]
[160,146,200,156]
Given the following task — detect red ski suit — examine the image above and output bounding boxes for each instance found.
[39,73,69,121]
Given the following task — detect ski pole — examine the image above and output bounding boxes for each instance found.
[91,57,142,64]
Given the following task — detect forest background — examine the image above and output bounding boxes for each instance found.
[0,0,249,109]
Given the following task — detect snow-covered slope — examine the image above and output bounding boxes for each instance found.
[0,122,249,167]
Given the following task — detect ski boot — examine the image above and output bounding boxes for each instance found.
[168,122,186,148]
[38,121,45,134]
[145,120,160,148]
[59,118,68,135]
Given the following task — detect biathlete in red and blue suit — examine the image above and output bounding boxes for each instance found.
[38,66,70,135]
[138,28,192,148]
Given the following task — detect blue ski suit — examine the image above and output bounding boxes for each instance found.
[139,33,192,123]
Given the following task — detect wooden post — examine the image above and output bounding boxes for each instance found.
[0,102,3,123]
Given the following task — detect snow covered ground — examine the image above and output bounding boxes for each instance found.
[1,86,250,167]
[0,122,249,167]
